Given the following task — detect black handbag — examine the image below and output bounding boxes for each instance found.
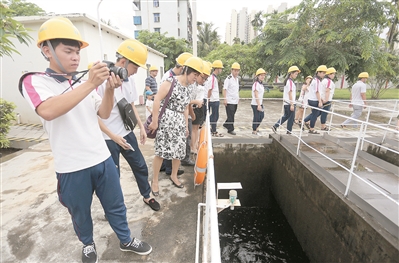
[116,97,137,131]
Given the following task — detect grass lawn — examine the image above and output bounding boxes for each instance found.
[240,88,399,99]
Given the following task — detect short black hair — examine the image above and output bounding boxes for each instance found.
[183,66,200,76]
[42,38,81,49]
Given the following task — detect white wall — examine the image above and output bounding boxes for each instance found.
[1,16,164,124]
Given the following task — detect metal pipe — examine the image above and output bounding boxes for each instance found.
[97,0,104,60]
[192,0,197,56]
[195,203,206,263]
[327,101,335,134]
[360,106,371,151]
[381,100,398,144]
[344,123,364,197]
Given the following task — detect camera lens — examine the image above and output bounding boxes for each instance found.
[114,67,128,79]
[110,66,128,80]
[103,60,128,80]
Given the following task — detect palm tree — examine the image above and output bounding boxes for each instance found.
[197,22,220,57]
[232,37,241,45]
[251,11,264,36]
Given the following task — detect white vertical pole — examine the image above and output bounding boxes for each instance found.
[97,0,104,60]
[192,0,198,56]
[344,123,364,197]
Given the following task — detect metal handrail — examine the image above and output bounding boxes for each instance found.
[195,98,398,262]
[291,101,399,204]
[195,103,221,263]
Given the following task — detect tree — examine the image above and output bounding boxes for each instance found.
[0,99,16,148]
[256,0,397,90]
[100,18,119,29]
[197,22,220,57]
[0,2,33,57]
[6,0,45,16]
[232,37,241,45]
[204,43,260,88]
[251,11,264,37]
[137,30,191,71]
[386,0,399,52]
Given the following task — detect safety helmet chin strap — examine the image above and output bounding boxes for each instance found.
[41,40,69,75]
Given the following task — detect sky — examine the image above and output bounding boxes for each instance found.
[28,0,302,41]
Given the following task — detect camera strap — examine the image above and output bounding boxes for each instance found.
[114,86,125,103]
[18,70,89,97]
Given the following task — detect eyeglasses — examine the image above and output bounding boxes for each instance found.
[199,74,209,82]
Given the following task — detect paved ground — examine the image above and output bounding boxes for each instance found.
[1,99,398,262]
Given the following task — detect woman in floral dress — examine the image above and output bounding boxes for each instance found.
[148,57,203,194]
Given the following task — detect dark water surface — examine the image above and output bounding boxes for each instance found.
[219,199,309,263]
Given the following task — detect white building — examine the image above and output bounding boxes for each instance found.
[1,13,166,125]
[132,0,192,42]
[225,8,257,45]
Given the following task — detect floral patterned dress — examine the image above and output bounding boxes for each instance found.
[155,77,192,160]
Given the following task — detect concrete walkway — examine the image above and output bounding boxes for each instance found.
[1,99,398,262]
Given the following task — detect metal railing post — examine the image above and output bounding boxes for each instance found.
[97,0,104,60]
[344,123,364,197]
[296,104,307,156]
[381,100,398,144]
[327,102,335,134]
[360,106,371,151]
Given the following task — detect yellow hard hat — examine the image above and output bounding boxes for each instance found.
[231,62,240,70]
[358,72,369,78]
[288,66,301,73]
[117,39,148,69]
[202,60,212,76]
[326,67,336,75]
[176,52,193,66]
[212,60,224,69]
[256,68,266,76]
[149,65,158,71]
[37,17,89,48]
[316,65,328,72]
[184,56,204,73]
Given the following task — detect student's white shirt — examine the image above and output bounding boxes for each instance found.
[21,73,110,173]
[205,74,220,102]
[251,81,265,105]
[351,80,367,106]
[223,74,240,104]
[97,76,138,139]
[145,99,153,118]
[283,78,297,105]
[320,78,335,101]
[308,78,321,101]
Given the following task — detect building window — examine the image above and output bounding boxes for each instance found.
[177,13,180,22]
[134,30,140,39]
[154,13,160,22]
[153,0,159,7]
[154,28,161,33]
[133,16,142,25]
[178,28,180,36]
[133,0,141,10]
[177,0,179,7]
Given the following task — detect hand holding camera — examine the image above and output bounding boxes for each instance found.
[87,61,111,87]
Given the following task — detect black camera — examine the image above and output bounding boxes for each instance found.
[103,60,128,80]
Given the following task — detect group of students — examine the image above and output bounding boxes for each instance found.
[18,15,374,263]
[271,65,369,134]
[18,16,203,263]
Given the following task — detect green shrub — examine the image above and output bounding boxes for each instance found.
[0,99,16,148]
